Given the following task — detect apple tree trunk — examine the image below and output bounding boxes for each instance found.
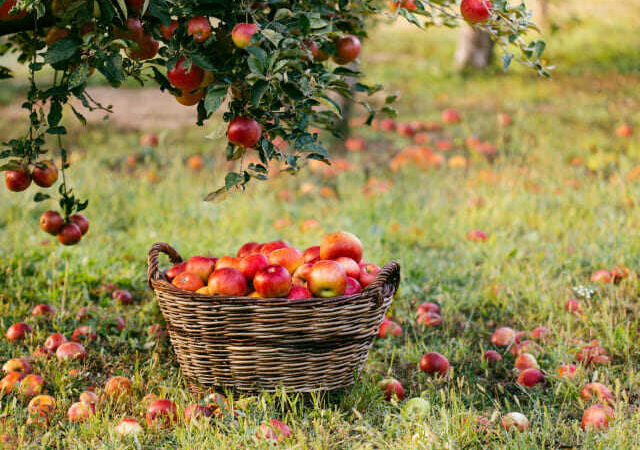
[454,25,495,70]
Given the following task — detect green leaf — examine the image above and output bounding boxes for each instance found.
[47,101,63,128]
[204,85,228,114]
[225,172,245,190]
[502,53,513,70]
[68,63,90,89]
[33,193,51,202]
[44,38,79,65]
[250,80,269,107]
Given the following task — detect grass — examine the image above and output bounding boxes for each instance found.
[1,1,640,448]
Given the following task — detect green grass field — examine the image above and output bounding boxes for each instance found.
[1,1,639,448]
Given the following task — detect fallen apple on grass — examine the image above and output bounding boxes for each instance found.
[379,378,405,401]
[2,357,30,374]
[378,318,402,338]
[145,399,178,428]
[581,404,614,430]
[419,352,450,376]
[491,327,516,347]
[256,419,292,443]
[500,412,529,432]
[115,418,144,436]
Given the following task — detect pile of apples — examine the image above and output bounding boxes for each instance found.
[166,231,381,299]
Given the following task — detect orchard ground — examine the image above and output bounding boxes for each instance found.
[1,1,640,448]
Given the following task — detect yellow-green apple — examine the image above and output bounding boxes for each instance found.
[237,241,261,257]
[239,253,269,282]
[145,399,178,428]
[185,256,216,282]
[168,58,204,91]
[0,371,25,395]
[256,419,291,443]
[581,404,614,430]
[56,342,86,361]
[320,231,363,262]
[32,303,55,318]
[5,166,31,192]
[500,412,529,432]
[580,382,614,404]
[557,364,577,379]
[268,247,304,274]
[379,378,405,401]
[165,261,187,281]
[483,350,502,364]
[402,397,430,419]
[26,394,56,425]
[359,263,380,288]
[333,35,361,64]
[419,352,449,376]
[287,286,311,299]
[19,374,44,396]
[231,23,258,48]
[417,312,442,327]
[517,368,544,387]
[115,418,143,436]
[292,263,313,287]
[57,222,82,245]
[172,272,205,292]
[308,260,347,297]
[31,160,58,187]
[260,240,288,255]
[215,255,242,271]
[104,376,133,399]
[67,401,94,422]
[490,327,516,346]
[2,357,30,374]
[72,325,96,342]
[6,322,31,342]
[39,210,64,235]
[44,333,67,351]
[228,116,262,148]
[514,353,538,371]
[417,302,440,315]
[303,246,321,264]
[69,213,89,235]
[344,277,362,295]
[184,404,214,422]
[254,265,292,298]
[460,0,491,23]
[208,268,248,296]
[187,16,211,43]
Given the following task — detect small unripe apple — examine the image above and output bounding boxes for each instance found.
[402,397,430,419]
[419,352,450,376]
[231,23,258,49]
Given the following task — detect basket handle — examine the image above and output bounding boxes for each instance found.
[147,242,184,288]
[363,261,401,308]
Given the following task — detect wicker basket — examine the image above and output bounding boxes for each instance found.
[147,242,400,393]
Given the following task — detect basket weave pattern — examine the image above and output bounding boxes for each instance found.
[147,242,400,393]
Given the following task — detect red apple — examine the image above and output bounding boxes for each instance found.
[517,368,544,387]
[207,268,248,296]
[396,122,415,137]
[172,271,205,292]
[19,374,44,396]
[215,255,243,271]
[581,404,614,430]
[0,0,27,20]
[32,348,52,359]
[117,17,143,42]
[0,371,24,395]
[139,133,159,147]
[228,116,262,148]
[590,269,613,284]
[417,302,440,315]
[6,322,31,342]
[460,0,492,23]
[483,350,502,364]
[237,242,261,257]
[377,318,402,338]
[79,390,98,406]
[39,210,64,235]
[5,167,31,192]
[292,263,313,287]
[268,247,304,274]
[334,257,360,279]
[31,160,58,187]
[419,352,450,376]
[231,23,258,48]
[165,261,187,281]
[187,16,211,43]
[530,326,549,341]
[254,265,292,298]
[500,412,529,432]
[565,298,581,313]
[159,21,179,40]
[56,342,86,361]
[287,286,311,299]
[44,333,67,351]
[128,32,159,59]
[467,229,488,242]
[333,35,361,64]
[185,256,216,282]
[167,58,204,91]
[417,312,442,327]
[580,382,614,404]
[238,253,269,282]
[67,401,94,422]
[308,260,347,298]
[615,124,633,138]
[305,40,329,61]
[497,113,512,127]
[345,137,366,152]
[104,376,133,399]
[26,395,56,425]
[111,289,133,305]
[256,419,291,443]
[557,364,577,379]
[184,404,214,422]
[344,277,362,295]
[320,231,363,262]
[32,303,55,318]
[303,246,321,264]
[260,241,288,255]
[57,222,82,245]
[2,357,30,374]
[514,353,539,371]
[359,263,380,288]
[379,378,405,401]
[145,399,178,428]
[67,213,89,236]
[115,418,143,436]
[490,327,516,347]
[72,325,96,342]
[441,108,462,124]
